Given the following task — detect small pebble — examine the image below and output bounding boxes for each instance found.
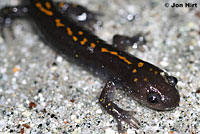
[105,128,115,134]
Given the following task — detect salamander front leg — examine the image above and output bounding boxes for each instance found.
[99,81,140,133]
[0,6,29,38]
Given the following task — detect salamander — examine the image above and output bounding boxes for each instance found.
[0,0,180,133]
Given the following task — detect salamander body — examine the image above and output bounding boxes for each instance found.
[0,0,180,132]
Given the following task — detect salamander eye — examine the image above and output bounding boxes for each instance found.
[147,93,160,104]
[167,76,178,86]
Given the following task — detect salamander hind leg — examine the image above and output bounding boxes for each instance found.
[112,33,146,51]
[55,2,100,28]
[99,81,140,133]
[0,6,29,39]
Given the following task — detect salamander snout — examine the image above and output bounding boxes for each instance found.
[146,86,180,111]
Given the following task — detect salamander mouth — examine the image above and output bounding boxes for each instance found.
[147,102,179,111]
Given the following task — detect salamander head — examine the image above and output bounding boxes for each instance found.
[134,72,180,111]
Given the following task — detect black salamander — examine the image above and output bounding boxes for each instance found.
[0,0,180,132]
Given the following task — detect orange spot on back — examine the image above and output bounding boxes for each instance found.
[80,38,88,45]
[73,36,78,41]
[55,19,65,27]
[36,2,53,16]
[132,69,137,73]
[91,43,96,48]
[118,56,132,65]
[45,2,51,9]
[67,27,73,36]
[99,98,103,102]
[138,62,144,67]
[78,31,83,35]
[59,2,65,8]
[101,48,108,52]
[110,51,117,55]
[101,48,132,65]
[144,77,148,82]
[134,78,138,83]
[154,71,158,75]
